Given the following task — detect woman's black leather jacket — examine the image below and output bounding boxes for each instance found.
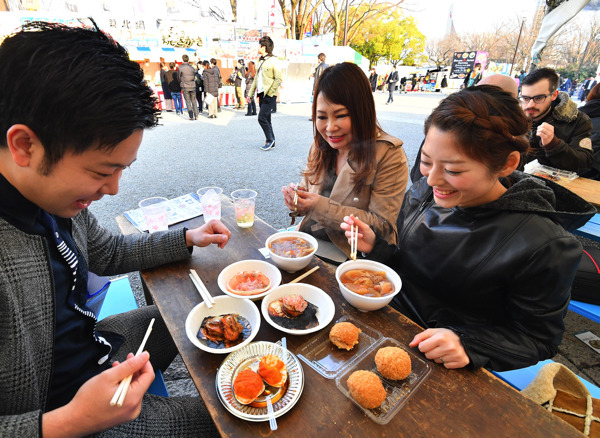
[368,172,596,371]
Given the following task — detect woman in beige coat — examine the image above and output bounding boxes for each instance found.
[282,62,408,258]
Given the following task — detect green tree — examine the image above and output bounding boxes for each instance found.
[352,12,424,67]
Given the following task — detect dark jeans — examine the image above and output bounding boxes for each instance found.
[257,93,276,142]
[172,91,182,113]
[182,89,199,119]
[246,96,256,114]
[387,87,394,103]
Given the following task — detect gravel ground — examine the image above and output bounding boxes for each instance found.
[90,91,600,396]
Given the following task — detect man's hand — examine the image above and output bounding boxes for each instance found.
[409,328,470,369]
[536,122,555,147]
[42,352,154,438]
[186,220,231,249]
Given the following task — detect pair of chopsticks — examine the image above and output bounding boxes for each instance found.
[289,266,319,284]
[350,224,358,261]
[110,318,155,407]
[292,186,299,212]
[189,269,215,308]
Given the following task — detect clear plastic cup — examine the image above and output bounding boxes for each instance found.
[231,189,257,228]
[197,187,223,222]
[139,197,168,233]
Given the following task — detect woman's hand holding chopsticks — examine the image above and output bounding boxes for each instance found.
[341,215,376,256]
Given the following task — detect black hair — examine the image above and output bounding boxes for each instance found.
[259,36,274,54]
[0,21,159,173]
[521,67,559,91]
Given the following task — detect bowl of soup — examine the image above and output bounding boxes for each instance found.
[265,231,318,273]
[335,260,402,312]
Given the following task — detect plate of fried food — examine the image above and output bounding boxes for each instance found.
[261,283,335,335]
[218,260,282,301]
[216,341,305,422]
[335,337,431,424]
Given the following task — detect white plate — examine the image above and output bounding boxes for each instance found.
[261,283,335,335]
[216,341,304,422]
[218,260,282,301]
[185,295,261,354]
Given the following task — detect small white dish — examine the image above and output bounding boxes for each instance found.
[218,259,282,301]
[186,295,261,354]
[265,231,318,273]
[261,283,335,335]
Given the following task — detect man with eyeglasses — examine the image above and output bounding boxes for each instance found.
[520,68,592,172]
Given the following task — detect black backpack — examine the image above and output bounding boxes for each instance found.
[168,71,181,93]
[571,246,600,305]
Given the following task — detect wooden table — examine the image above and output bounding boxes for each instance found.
[118,197,581,437]
[556,175,600,207]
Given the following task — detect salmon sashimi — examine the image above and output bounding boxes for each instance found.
[226,270,271,296]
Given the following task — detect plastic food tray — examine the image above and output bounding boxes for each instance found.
[296,314,383,379]
[335,337,431,424]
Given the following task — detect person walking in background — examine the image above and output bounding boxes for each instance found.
[202,60,219,119]
[179,54,198,120]
[234,59,245,110]
[211,58,222,113]
[159,62,174,112]
[309,53,328,120]
[195,61,204,114]
[581,76,598,102]
[245,60,257,116]
[369,68,378,92]
[166,62,182,115]
[440,75,448,93]
[248,36,282,151]
[386,66,399,104]
[411,75,417,92]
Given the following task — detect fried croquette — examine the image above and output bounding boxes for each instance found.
[347,370,387,409]
[375,346,411,380]
[329,322,361,350]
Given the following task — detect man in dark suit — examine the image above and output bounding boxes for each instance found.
[386,65,399,104]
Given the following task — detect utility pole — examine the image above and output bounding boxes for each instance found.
[510,17,526,76]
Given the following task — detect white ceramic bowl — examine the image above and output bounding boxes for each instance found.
[335,259,402,312]
[265,231,319,273]
[261,283,335,335]
[217,260,282,301]
[185,295,261,354]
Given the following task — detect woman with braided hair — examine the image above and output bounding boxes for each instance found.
[342,85,596,372]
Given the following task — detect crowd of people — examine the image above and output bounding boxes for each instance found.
[1,19,599,437]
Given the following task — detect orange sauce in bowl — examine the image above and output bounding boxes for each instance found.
[269,237,315,258]
[340,269,394,297]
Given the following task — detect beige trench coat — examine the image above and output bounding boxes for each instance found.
[298,132,408,257]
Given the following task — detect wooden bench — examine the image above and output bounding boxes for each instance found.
[98,276,169,397]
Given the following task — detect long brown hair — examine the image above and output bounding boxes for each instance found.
[246,61,256,79]
[305,62,383,191]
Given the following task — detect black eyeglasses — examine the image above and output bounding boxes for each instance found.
[518,93,553,103]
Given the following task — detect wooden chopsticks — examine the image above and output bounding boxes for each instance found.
[110,318,155,407]
[289,266,319,284]
[350,224,358,261]
[189,269,215,308]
